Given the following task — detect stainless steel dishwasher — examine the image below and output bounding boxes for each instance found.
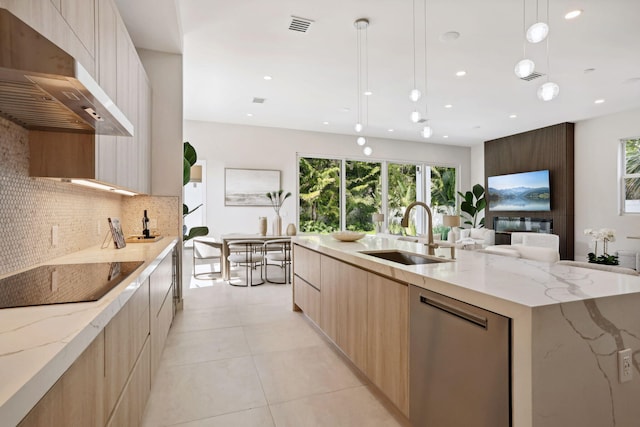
[410,285,510,427]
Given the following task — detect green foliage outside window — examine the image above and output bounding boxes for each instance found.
[388,163,417,234]
[345,160,381,232]
[299,157,341,233]
[624,139,640,203]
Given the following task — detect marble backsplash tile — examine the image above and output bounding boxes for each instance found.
[122,195,181,238]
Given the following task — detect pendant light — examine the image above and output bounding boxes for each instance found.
[420,0,432,138]
[526,0,549,43]
[537,0,559,101]
[514,0,535,79]
[354,18,369,141]
[409,0,421,103]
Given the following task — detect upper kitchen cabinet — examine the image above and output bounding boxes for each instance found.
[27,0,152,194]
[0,0,96,76]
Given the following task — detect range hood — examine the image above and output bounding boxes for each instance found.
[0,8,133,136]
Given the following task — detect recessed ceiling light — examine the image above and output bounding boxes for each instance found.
[594,99,605,104]
[564,10,582,20]
[443,135,449,139]
[364,91,373,96]
[473,125,481,129]
[341,107,351,112]
[455,70,466,77]
[387,128,394,132]
[322,121,329,125]
[444,104,453,109]
[440,31,460,42]
[246,113,253,117]
[509,114,518,119]
[263,75,273,80]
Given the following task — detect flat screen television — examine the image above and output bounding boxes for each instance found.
[487,170,551,211]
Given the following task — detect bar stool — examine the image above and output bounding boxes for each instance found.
[192,237,222,279]
[263,239,292,284]
[226,240,265,286]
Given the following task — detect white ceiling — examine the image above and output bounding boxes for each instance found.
[117,0,640,147]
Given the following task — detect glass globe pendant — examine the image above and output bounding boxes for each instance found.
[409,89,422,102]
[420,126,433,139]
[537,81,559,101]
[354,123,363,133]
[356,136,366,146]
[514,59,535,78]
[410,110,421,123]
[526,22,549,43]
[363,146,373,156]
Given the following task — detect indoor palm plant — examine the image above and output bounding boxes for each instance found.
[183,141,209,241]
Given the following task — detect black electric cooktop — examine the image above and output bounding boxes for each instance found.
[0,261,144,309]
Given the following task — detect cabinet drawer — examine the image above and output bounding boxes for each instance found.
[105,282,150,418]
[151,284,173,381]
[106,338,151,427]
[294,276,320,325]
[293,245,321,288]
[150,252,173,317]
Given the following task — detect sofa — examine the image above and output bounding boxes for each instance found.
[481,232,560,263]
[447,227,495,248]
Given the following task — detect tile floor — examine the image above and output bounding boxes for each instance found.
[141,249,410,427]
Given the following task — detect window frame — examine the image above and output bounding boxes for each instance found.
[297,153,459,233]
[619,138,640,215]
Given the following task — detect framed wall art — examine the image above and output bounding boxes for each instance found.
[224,168,281,206]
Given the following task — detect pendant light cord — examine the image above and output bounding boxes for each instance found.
[423,0,428,117]
[412,0,417,90]
[545,0,550,82]
[522,0,526,57]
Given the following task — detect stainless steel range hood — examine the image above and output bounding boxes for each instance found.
[0,8,133,136]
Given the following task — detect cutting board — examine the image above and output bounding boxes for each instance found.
[125,235,164,243]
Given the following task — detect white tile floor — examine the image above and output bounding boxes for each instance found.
[141,250,409,427]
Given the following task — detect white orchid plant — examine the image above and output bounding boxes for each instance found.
[584,228,618,265]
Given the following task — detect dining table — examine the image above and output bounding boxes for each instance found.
[220,234,291,281]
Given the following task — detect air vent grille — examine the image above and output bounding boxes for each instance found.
[417,118,427,123]
[520,72,545,81]
[252,97,266,104]
[289,16,314,33]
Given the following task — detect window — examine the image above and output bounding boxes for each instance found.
[621,138,640,214]
[345,160,381,232]
[299,157,341,232]
[298,156,457,234]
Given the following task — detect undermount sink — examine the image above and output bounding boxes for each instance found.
[359,250,451,265]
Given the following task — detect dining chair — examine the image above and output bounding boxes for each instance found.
[263,239,292,284]
[192,237,222,279]
[226,240,265,286]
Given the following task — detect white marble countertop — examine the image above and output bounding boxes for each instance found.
[293,234,640,315]
[0,237,178,427]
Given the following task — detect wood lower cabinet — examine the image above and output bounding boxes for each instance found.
[106,339,151,427]
[293,244,321,287]
[150,250,175,380]
[104,278,150,420]
[366,273,409,416]
[293,276,320,325]
[19,331,105,427]
[320,255,368,373]
[294,247,410,417]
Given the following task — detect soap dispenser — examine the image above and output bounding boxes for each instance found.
[142,210,150,238]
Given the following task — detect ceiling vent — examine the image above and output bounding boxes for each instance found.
[289,16,314,33]
[520,72,545,82]
[252,97,266,104]
[417,118,427,123]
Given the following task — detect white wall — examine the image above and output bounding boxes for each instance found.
[138,48,183,197]
[574,107,640,259]
[184,120,471,237]
[470,143,485,187]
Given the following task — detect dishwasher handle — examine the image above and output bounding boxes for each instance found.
[419,294,488,329]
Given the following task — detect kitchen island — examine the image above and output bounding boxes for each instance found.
[0,237,178,427]
[292,234,640,427]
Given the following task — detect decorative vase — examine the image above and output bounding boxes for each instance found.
[258,217,267,236]
[286,223,297,236]
[272,215,282,236]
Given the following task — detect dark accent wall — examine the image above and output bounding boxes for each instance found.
[484,122,574,259]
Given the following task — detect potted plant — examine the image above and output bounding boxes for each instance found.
[457,184,486,228]
[183,142,209,241]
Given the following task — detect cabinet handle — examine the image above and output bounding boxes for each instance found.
[419,295,487,329]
